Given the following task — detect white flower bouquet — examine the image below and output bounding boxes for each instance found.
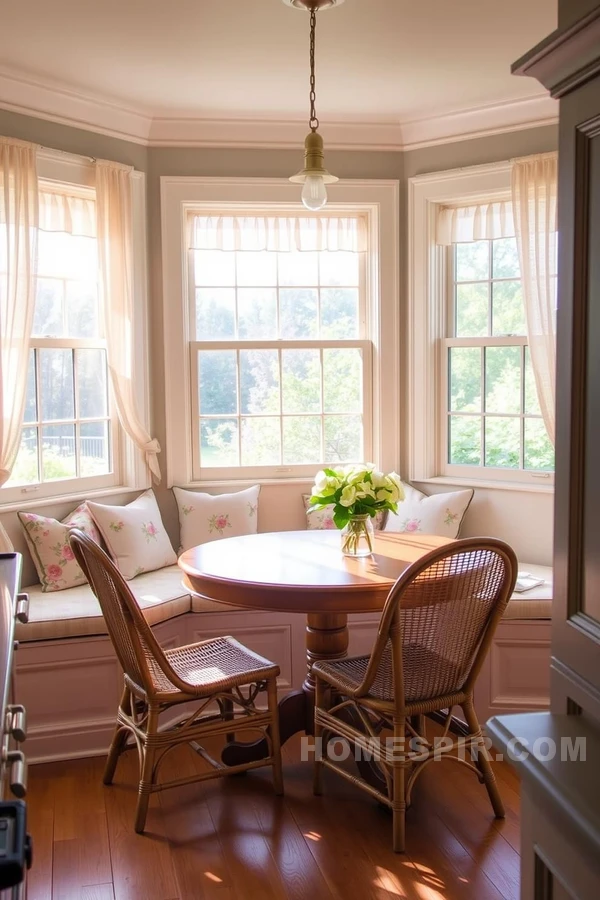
[309,465,404,555]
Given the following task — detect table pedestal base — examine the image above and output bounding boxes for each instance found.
[221,612,348,766]
[220,611,468,792]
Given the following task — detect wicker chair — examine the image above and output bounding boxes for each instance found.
[69,529,283,833]
[312,537,517,852]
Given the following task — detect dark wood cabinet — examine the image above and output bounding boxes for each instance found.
[486,7,600,899]
[513,4,600,720]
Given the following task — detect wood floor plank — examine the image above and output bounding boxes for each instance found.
[158,746,236,900]
[200,773,293,899]
[25,732,522,900]
[26,761,56,900]
[51,758,113,900]
[81,884,115,900]
[447,761,521,852]
[416,764,520,900]
[103,750,180,900]
[282,739,422,900]
[395,792,507,900]
[492,758,521,794]
[233,767,336,900]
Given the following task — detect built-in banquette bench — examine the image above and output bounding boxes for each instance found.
[14,559,553,763]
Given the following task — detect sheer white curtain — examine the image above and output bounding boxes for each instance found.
[39,183,96,237]
[190,215,367,252]
[512,153,558,445]
[95,160,161,482]
[436,200,514,245]
[0,138,38,551]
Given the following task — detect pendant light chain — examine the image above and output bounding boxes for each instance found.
[309,8,319,132]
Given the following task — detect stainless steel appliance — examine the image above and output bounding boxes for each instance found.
[0,554,31,898]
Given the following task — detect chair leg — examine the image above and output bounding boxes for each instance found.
[462,699,505,819]
[134,705,159,834]
[220,696,235,743]
[392,717,407,853]
[267,677,284,796]
[104,687,131,786]
[313,675,325,796]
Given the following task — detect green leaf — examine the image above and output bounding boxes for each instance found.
[333,509,349,529]
[310,493,336,507]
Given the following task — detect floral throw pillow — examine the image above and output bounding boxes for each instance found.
[302,494,388,531]
[87,490,177,580]
[173,485,260,552]
[18,503,103,592]
[384,484,474,539]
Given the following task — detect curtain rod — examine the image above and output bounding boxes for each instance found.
[38,144,96,164]
[510,150,557,164]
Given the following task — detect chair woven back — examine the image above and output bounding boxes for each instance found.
[69,529,174,697]
[357,538,517,709]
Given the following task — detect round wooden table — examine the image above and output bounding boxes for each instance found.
[179,530,451,763]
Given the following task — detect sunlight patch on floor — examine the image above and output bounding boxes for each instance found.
[204,872,223,883]
[414,881,448,900]
[374,866,408,896]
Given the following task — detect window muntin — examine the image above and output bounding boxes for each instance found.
[3,188,117,496]
[189,226,371,478]
[444,237,555,479]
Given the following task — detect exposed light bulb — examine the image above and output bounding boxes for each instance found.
[301,175,328,211]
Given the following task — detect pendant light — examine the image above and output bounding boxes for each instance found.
[284,0,342,211]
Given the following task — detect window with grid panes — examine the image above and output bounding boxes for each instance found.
[189,218,371,479]
[444,236,555,480]
[3,184,116,496]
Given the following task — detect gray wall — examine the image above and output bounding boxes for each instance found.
[0,109,148,171]
[0,109,559,562]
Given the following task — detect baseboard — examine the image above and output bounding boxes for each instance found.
[26,717,116,764]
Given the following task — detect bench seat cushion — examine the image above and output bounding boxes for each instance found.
[18,565,247,642]
[17,566,194,642]
[505,563,552,620]
[16,556,553,644]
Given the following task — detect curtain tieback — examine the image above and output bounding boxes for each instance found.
[142,439,161,455]
[142,440,162,484]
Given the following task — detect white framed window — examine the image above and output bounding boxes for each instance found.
[0,150,150,509]
[161,178,399,487]
[408,161,555,490]
[444,236,555,482]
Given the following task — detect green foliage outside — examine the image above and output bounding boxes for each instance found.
[7,442,108,487]
[450,239,554,473]
[197,284,363,467]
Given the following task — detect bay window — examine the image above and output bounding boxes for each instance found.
[161,178,399,487]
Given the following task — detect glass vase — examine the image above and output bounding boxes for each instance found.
[340,514,375,557]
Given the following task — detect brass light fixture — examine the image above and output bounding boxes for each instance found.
[284,0,343,210]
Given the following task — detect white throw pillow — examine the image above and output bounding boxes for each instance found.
[301,494,387,531]
[384,484,473,539]
[87,490,176,580]
[18,502,103,592]
[173,485,260,552]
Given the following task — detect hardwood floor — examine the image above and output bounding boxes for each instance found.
[26,735,521,900]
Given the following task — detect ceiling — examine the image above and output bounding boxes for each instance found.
[0,0,558,148]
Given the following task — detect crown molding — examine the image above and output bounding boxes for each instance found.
[0,64,558,152]
[398,93,557,151]
[0,66,152,144]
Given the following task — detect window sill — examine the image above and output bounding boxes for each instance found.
[175,476,316,491]
[413,475,555,494]
[0,484,143,515]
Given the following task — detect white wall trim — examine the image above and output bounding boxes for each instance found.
[407,160,515,485]
[0,63,558,150]
[160,176,400,487]
[0,147,152,511]
[0,65,152,145]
